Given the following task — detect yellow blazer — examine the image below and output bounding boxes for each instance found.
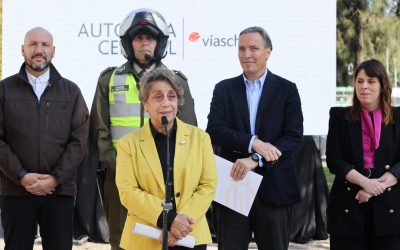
[116,118,217,250]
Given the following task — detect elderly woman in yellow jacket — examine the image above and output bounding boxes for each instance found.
[116,68,217,250]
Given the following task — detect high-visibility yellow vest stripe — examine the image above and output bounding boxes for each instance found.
[109,103,141,117]
[110,117,142,127]
[108,68,145,149]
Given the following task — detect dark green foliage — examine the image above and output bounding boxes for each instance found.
[337,0,400,86]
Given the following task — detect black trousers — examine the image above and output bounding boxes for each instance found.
[215,195,292,250]
[1,195,74,250]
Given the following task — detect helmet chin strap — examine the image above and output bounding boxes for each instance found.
[134,55,157,69]
[144,54,158,65]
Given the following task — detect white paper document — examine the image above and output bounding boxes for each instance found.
[132,223,196,248]
[213,155,263,216]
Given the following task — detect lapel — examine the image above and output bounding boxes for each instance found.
[255,71,277,133]
[173,119,190,185]
[349,119,364,168]
[374,122,389,169]
[138,119,190,192]
[234,75,251,132]
[139,122,165,192]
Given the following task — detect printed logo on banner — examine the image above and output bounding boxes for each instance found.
[76,22,180,57]
[188,32,201,42]
[187,32,238,47]
[76,19,238,59]
[77,23,122,55]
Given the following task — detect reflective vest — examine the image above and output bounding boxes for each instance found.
[108,69,148,149]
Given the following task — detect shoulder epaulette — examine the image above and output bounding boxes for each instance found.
[173,70,188,80]
[100,67,115,76]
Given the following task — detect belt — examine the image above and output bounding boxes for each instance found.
[360,168,372,178]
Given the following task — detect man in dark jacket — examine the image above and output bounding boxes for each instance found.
[0,27,89,250]
[89,9,197,250]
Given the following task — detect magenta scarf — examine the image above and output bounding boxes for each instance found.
[361,107,382,169]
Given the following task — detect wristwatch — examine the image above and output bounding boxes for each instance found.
[251,153,260,162]
[251,153,260,167]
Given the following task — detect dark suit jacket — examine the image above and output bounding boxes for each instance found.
[206,71,304,206]
[326,107,400,237]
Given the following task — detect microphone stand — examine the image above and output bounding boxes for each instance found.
[161,116,172,250]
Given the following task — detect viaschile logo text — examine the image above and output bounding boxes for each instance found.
[188,31,238,47]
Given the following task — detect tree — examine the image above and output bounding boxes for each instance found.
[337,0,400,86]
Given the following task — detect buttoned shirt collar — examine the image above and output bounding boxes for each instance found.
[242,69,268,91]
[26,68,50,101]
[133,63,156,76]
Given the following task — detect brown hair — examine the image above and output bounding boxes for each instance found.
[347,59,393,125]
[139,68,184,106]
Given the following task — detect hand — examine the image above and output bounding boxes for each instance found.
[378,172,398,189]
[167,232,178,247]
[252,139,282,162]
[20,173,43,187]
[359,178,385,196]
[355,189,372,203]
[230,157,257,181]
[25,175,58,196]
[170,214,194,240]
[158,231,178,247]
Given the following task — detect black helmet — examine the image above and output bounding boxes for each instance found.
[119,8,169,64]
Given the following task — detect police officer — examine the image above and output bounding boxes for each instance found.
[89,9,197,250]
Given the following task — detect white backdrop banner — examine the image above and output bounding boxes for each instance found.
[2,0,336,134]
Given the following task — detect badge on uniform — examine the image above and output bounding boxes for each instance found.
[116,65,125,73]
[111,85,129,92]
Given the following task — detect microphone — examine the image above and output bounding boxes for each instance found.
[161,115,172,250]
[161,116,168,126]
[144,54,158,64]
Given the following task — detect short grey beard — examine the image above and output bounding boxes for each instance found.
[26,60,51,72]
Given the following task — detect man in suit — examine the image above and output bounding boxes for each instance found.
[206,26,303,250]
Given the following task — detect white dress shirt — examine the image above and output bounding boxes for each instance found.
[26,69,50,101]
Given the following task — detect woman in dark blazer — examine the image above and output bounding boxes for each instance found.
[326,59,400,250]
